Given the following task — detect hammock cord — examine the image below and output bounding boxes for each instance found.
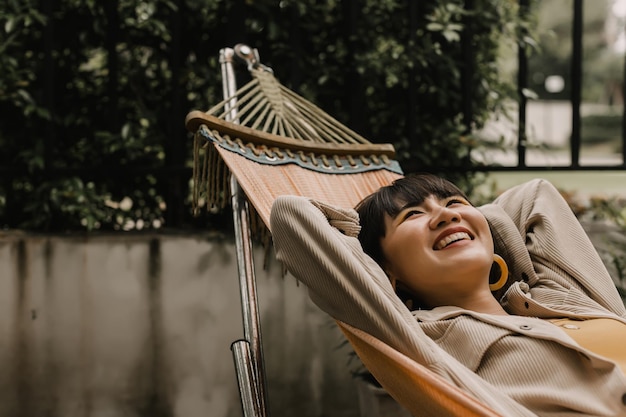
[205,68,372,146]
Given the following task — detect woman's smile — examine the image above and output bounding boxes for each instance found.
[433,227,474,250]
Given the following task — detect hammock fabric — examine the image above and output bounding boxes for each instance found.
[337,321,502,417]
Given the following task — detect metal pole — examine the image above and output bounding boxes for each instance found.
[221,46,269,417]
[231,340,262,417]
[570,0,583,167]
[622,40,626,166]
[517,0,530,168]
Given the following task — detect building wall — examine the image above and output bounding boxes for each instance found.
[0,232,361,417]
[3,224,620,417]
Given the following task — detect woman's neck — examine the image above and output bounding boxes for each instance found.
[428,291,509,315]
[458,293,508,315]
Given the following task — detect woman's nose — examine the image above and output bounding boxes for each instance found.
[429,206,461,229]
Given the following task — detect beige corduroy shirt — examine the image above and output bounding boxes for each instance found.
[270,179,626,417]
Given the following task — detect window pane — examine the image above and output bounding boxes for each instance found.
[475,0,625,168]
[526,0,573,167]
[580,0,624,165]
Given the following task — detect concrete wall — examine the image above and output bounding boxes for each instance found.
[0,232,361,417]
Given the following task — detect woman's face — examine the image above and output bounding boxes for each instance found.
[380,194,494,306]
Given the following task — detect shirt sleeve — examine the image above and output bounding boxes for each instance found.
[484,178,626,318]
[269,195,434,362]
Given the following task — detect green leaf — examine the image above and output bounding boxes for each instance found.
[521,88,539,99]
[426,22,444,31]
[5,18,15,33]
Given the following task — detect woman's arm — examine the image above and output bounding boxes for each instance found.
[270,195,434,362]
[483,179,626,317]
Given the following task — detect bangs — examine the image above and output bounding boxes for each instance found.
[381,175,469,218]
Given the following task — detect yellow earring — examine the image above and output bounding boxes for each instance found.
[489,254,509,291]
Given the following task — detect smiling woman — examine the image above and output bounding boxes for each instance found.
[270,174,626,417]
[356,175,502,314]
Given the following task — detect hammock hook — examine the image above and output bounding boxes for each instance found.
[234,43,274,73]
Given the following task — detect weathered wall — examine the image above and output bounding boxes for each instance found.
[0,232,361,417]
[3,224,620,417]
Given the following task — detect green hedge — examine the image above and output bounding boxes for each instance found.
[581,113,623,146]
[0,0,534,231]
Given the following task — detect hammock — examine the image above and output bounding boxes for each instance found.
[186,44,500,417]
[187,55,402,228]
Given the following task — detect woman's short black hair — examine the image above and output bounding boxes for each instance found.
[354,173,469,267]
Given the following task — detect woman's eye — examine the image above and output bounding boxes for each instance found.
[403,210,422,220]
[446,198,466,207]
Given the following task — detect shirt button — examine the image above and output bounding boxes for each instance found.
[520,325,532,330]
[562,324,580,330]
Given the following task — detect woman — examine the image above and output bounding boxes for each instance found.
[270,174,626,416]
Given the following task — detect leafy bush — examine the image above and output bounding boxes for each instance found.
[0,0,534,231]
